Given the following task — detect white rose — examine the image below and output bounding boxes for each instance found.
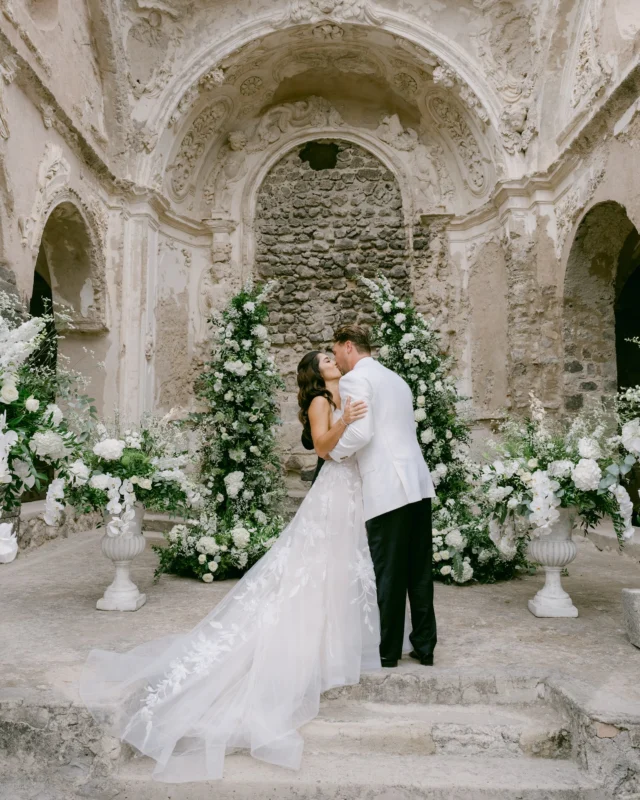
[417,396,426,407]
[25,396,40,412]
[0,382,19,403]
[434,380,443,392]
[202,573,213,583]
[93,438,126,461]
[571,458,602,492]
[208,560,219,572]
[414,408,427,423]
[379,345,390,359]
[420,428,435,445]
[440,565,452,576]
[433,551,441,562]
[527,458,539,469]
[445,430,452,439]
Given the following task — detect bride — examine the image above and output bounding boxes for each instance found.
[80,350,382,783]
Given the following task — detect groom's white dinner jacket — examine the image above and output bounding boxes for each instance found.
[329,356,435,521]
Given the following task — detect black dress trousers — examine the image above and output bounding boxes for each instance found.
[365,498,437,662]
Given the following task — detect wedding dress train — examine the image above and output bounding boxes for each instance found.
[80,445,381,783]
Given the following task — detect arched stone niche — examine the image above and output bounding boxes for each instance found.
[31,201,110,412]
[563,201,640,411]
[253,137,411,456]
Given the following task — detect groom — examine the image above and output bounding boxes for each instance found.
[330,324,437,667]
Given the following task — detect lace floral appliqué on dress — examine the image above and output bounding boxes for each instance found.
[80,441,380,783]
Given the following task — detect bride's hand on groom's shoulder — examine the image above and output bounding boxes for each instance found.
[342,396,368,425]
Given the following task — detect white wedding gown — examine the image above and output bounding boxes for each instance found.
[80,418,382,783]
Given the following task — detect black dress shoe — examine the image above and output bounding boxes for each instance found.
[381,658,398,668]
[409,650,434,666]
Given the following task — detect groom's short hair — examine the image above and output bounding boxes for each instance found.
[333,324,372,354]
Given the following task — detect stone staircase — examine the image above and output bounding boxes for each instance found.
[2,670,620,799]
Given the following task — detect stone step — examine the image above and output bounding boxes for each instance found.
[108,753,601,799]
[303,701,571,758]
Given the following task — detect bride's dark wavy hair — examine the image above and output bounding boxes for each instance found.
[297,351,336,435]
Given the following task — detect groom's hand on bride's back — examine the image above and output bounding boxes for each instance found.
[342,396,368,425]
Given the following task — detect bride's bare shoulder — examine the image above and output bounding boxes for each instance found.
[309,395,331,414]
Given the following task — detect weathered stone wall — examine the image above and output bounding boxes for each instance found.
[254,140,410,418]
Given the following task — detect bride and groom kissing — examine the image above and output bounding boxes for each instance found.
[80,324,437,783]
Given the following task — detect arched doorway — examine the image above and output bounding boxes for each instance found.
[563,202,640,411]
[254,138,411,482]
[30,201,108,414]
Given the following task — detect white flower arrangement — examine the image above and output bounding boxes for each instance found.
[482,394,637,544]
[361,275,524,585]
[155,283,285,583]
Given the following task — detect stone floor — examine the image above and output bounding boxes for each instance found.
[1,526,639,706]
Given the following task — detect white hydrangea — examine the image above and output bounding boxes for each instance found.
[431,463,447,486]
[577,437,602,460]
[224,360,252,377]
[382,302,392,313]
[401,333,415,345]
[414,408,427,423]
[43,404,63,427]
[29,430,70,462]
[253,324,269,341]
[445,529,465,550]
[224,470,244,498]
[571,458,602,492]
[68,459,90,486]
[486,485,514,504]
[417,395,426,407]
[621,419,640,456]
[196,536,219,555]
[231,526,251,549]
[420,427,435,445]
[93,438,126,461]
[229,449,245,463]
[243,301,255,313]
[89,473,112,491]
[452,562,474,584]
[394,313,406,326]
[548,460,574,479]
[254,509,267,525]
[379,345,390,359]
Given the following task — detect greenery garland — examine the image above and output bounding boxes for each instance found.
[361,275,528,584]
[154,282,285,582]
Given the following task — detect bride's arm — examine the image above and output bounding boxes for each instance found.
[308,396,367,460]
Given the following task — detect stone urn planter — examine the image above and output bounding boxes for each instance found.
[0,509,20,564]
[622,589,640,649]
[97,503,147,612]
[527,507,579,618]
